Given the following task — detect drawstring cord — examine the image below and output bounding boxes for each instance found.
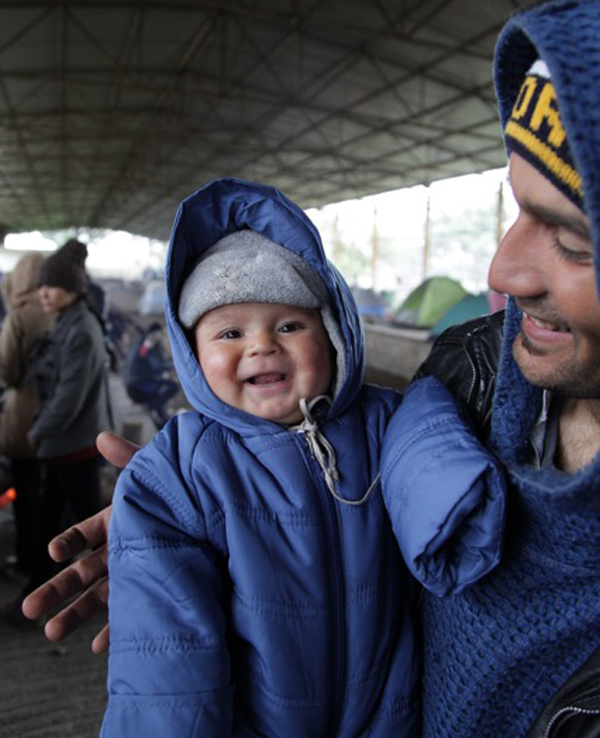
[292,396,380,507]
[293,396,339,494]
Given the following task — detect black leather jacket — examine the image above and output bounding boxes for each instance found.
[413,310,504,440]
[415,310,600,738]
[526,646,600,738]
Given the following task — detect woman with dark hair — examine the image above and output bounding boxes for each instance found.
[25,240,111,600]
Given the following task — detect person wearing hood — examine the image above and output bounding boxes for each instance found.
[101,177,418,738]
[378,1,600,736]
[0,253,53,591]
[97,177,503,738]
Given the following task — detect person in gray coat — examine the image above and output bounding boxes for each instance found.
[15,240,112,612]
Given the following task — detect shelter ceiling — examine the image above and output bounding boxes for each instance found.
[0,0,531,241]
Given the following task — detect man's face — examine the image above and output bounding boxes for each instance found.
[488,153,600,397]
[194,302,334,424]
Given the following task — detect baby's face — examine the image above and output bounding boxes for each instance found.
[194,302,333,424]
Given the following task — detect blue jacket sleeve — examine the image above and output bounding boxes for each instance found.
[381,376,506,597]
[100,444,234,737]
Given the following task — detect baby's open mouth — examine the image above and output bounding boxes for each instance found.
[247,373,287,385]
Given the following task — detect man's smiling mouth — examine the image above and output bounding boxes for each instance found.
[523,310,570,333]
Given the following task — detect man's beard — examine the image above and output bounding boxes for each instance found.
[515,333,600,399]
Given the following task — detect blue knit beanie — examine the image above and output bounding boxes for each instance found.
[504,58,582,210]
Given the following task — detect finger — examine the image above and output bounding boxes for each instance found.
[91,624,110,654]
[47,506,112,562]
[96,430,139,468]
[22,546,108,619]
[43,577,109,643]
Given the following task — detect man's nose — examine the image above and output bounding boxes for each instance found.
[488,215,548,300]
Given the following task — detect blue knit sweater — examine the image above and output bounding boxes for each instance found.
[413,301,600,738]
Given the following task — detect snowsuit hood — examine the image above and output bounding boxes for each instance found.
[165,177,364,434]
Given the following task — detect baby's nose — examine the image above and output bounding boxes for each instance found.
[248,330,278,355]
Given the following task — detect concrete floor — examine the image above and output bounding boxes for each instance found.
[0,570,108,738]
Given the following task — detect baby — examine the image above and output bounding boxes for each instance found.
[101,177,503,737]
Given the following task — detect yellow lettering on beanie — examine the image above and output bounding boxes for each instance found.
[530,82,566,147]
[505,68,582,206]
[512,76,537,119]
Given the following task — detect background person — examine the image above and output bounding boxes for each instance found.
[17,239,113,608]
[0,253,54,584]
[122,321,179,428]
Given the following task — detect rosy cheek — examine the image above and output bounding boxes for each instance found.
[202,350,235,377]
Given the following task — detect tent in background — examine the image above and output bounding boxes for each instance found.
[393,275,492,336]
[393,276,467,328]
[351,286,393,323]
[431,291,491,336]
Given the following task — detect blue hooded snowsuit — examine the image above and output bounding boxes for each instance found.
[100,178,422,737]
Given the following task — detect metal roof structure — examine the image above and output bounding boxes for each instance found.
[0,0,533,241]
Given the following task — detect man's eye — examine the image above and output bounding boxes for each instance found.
[551,236,593,264]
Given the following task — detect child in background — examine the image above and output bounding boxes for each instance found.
[101,178,503,737]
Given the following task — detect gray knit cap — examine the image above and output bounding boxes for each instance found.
[178,230,346,396]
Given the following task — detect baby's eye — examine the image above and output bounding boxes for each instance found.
[279,321,302,333]
[220,329,242,339]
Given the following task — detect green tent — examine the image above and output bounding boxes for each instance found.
[393,276,468,328]
[430,291,491,336]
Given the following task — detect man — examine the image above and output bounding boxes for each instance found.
[22,1,600,735]
[387,3,600,735]
[396,3,600,734]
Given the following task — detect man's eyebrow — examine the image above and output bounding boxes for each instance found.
[522,201,592,240]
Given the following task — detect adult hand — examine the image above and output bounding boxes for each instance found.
[21,431,138,653]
